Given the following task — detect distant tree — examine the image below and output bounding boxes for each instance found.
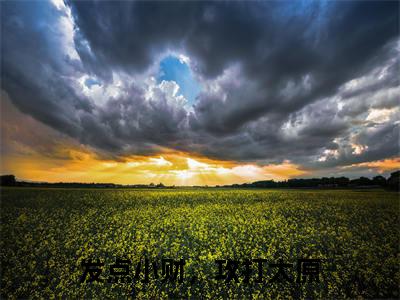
[335,177,350,187]
[156,182,165,188]
[350,177,372,186]
[372,175,386,187]
[252,180,276,188]
[0,175,16,186]
[321,177,330,185]
[387,171,400,191]
[360,177,372,185]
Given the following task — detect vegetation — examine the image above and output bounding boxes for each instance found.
[1,188,399,298]
[228,171,399,190]
[1,171,399,190]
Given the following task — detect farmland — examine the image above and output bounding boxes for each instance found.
[0,188,399,299]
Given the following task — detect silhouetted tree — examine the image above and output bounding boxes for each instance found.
[0,175,16,186]
[387,171,400,191]
[335,177,350,187]
[350,177,372,186]
[372,175,386,187]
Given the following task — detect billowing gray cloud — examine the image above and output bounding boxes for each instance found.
[1,0,399,174]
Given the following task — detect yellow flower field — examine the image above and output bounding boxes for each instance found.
[1,188,398,299]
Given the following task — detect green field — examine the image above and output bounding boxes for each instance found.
[0,188,399,299]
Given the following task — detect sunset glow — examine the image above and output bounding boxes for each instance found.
[2,145,307,186]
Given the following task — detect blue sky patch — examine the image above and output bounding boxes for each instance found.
[84,77,101,88]
[157,55,201,104]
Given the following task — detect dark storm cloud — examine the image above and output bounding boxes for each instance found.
[1,1,90,136]
[69,1,398,131]
[1,0,399,171]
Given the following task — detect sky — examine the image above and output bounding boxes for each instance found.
[1,0,399,186]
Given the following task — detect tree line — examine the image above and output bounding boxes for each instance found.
[0,171,399,190]
[224,171,399,190]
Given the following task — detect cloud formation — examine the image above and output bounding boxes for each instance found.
[1,0,399,176]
